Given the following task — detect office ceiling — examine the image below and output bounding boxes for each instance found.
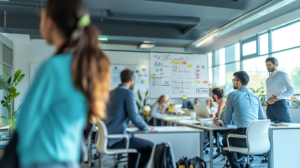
[0,0,298,48]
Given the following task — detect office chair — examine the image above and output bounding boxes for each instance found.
[223,120,271,168]
[96,120,137,168]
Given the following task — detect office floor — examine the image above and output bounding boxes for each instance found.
[81,150,268,168]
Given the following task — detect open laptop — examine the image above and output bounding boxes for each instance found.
[192,105,210,118]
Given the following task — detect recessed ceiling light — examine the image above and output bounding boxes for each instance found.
[139,43,155,49]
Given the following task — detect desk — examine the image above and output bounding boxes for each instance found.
[152,115,236,168]
[127,126,204,161]
[268,123,300,168]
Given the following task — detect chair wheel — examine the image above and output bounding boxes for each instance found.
[205,150,209,154]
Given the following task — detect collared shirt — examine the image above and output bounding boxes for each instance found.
[104,84,149,147]
[266,69,294,100]
[223,86,265,128]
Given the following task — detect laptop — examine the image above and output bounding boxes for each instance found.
[193,105,210,118]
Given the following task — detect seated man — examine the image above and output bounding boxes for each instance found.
[104,69,154,168]
[194,98,200,105]
[214,71,265,168]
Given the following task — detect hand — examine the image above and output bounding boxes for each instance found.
[267,95,278,104]
[148,126,155,130]
[128,124,135,127]
[213,119,223,126]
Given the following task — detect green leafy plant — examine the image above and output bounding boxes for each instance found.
[249,87,266,103]
[0,69,25,133]
[136,89,150,114]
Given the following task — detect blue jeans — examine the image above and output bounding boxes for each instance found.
[267,99,291,122]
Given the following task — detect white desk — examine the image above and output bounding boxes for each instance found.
[127,126,204,161]
[152,115,236,168]
[268,123,300,168]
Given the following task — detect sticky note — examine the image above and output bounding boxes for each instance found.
[172,61,175,64]
[138,62,142,65]
[144,80,147,84]
[175,61,178,64]
[204,81,208,84]
[182,95,187,99]
[188,65,192,68]
[183,61,186,65]
[196,74,200,76]
[197,81,200,84]
[152,73,156,77]
[180,61,183,64]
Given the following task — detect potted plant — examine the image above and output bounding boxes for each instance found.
[136,89,150,115]
[249,87,267,106]
[0,69,25,136]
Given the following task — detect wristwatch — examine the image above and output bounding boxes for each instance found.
[219,123,224,127]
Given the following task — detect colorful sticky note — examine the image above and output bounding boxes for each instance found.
[172,61,175,64]
[196,74,200,76]
[197,81,200,84]
[183,61,186,65]
[180,61,183,64]
[175,61,178,64]
[182,95,188,99]
[152,73,156,77]
[188,65,192,68]
[144,80,147,84]
[196,69,200,72]
[203,81,208,84]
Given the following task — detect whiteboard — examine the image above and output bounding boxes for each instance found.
[110,64,149,92]
[150,53,209,98]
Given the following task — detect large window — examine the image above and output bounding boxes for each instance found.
[272,21,300,52]
[209,19,300,98]
[273,48,300,94]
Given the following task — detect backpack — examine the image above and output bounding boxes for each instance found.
[176,157,206,168]
[153,142,175,168]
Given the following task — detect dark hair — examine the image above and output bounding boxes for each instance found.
[45,0,110,122]
[212,88,224,99]
[121,69,134,83]
[194,98,199,101]
[233,71,249,86]
[266,57,278,66]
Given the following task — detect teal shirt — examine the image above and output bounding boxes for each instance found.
[16,54,87,166]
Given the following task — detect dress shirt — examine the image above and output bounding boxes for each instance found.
[223,86,265,128]
[266,69,294,100]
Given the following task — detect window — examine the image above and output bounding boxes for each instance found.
[207,52,213,86]
[213,65,225,87]
[242,56,269,91]
[272,48,300,94]
[2,44,13,66]
[272,21,300,52]
[225,43,240,63]
[259,33,269,55]
[242,41,257,56]
[225,62,240,95]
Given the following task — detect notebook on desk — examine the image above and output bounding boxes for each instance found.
[271,123,289,127]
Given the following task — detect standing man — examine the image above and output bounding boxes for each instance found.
[265,57,294,122]
[105,69,154,168]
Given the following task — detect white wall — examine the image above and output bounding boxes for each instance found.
[198,7,300,54]
[5,34,207,112]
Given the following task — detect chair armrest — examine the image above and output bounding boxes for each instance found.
[226,134,247,152]
[107,134,130,151]
[227,134,247,139]
[107,134,129,139]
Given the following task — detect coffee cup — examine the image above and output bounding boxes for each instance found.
[190,112,196,120]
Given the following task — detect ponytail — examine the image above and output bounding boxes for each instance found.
[72,25,110,122]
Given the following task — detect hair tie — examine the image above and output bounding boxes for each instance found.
[77,14,91,29]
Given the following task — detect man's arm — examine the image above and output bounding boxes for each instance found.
[277,72,295,100]
[125,91,149,131]
[258,100,266,120]
[222,93,234,125]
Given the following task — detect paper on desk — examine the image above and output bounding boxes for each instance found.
[226,125,237,128]
[0,125,10,130]
[179,120,199,124]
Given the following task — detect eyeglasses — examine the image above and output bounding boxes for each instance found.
[232,79,239,82]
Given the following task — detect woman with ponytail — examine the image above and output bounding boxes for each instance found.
[16,0,110,167]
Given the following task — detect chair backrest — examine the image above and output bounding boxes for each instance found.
[96,120,108,154]
[246,120,270,154]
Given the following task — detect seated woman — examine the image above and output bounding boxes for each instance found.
[206,96,217,114]
[148,95,170,125]
[211,87,226,118]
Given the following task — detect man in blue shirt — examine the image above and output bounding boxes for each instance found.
[214,71,265,168]
[105,69,154,168]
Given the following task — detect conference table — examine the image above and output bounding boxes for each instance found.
[152,114,236,168]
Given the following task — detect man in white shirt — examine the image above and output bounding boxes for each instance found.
[265,57,294,122]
